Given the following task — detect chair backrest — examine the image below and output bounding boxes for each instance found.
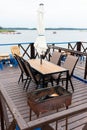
[14,54,28,76]
[63,55,78,76]
[11,46,21,56]
[24,60,38,85]
[50,51,61,65]
[14,54,24,72]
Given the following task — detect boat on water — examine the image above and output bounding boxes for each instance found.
[16,32,21,34]
[53,31,57,34]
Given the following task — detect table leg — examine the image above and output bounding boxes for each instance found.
[66,70,69,91]
[41,76,45,88]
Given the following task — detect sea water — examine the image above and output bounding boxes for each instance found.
[0,30,87,53]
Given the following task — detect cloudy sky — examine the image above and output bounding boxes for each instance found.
[0,0,87,28]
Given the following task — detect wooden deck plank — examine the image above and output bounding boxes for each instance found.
[0,66,87,130]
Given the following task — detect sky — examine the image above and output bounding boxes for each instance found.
[0,0,87,28]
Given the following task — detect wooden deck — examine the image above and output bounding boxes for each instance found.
[0,65,87,130]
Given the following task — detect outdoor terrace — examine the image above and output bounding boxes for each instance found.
[0,64,87,130]
[0,41,87,130]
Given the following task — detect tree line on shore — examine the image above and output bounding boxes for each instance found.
[0,26,87,31]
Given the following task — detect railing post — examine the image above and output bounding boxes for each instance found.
[84,56,87,79]
[52,44,55,52]
[30,43,35,59]
[68,42,70,49]
[76,41,82,51]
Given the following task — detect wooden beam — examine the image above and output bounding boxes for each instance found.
[0,83,29,130]
[28,103,87,129]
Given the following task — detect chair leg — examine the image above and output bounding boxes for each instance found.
[18,73,22,84]
[69,78,74,92]
[23,77,28,89]
[21,73,24,82]
[26,78,32,91]
[50,81,53,86]
[57,75,61,85]
[50,77,54,86]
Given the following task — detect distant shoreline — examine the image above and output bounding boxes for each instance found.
[0,29,15,34]
[1,27,87,32]
[0,29,21,34]
[6,27,87,30]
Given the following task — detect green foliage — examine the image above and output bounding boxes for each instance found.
[0,29,15,33]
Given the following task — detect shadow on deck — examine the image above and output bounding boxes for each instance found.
[0,66,87,130]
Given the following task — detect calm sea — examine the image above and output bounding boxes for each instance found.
[0,30,87,53]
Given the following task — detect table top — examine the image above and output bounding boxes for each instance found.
[0,53,10,60]
[28,59,68,75]
[0,53,9,57]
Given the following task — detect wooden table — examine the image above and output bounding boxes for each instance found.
[0,53,10,60]
[0,53,10,70]
[28,59,69,90]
